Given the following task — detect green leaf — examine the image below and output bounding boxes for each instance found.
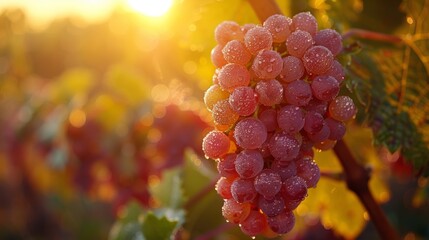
[141,212,179,240]
[347,0,429,175]
[149,167,184,209]
[109,201,145,240]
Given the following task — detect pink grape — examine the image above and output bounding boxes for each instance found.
[218,63,250,92]
[216,177,233,199]
[258,195,285,217]
[258,108,278,132]
[263,14,292,43]
[291,12,318,36]
[211,45,227,68]
[222,199,251,224]
[202,130,230,159]
[305,98,328,116]
[302,45,334,75]
[311,75,340,101]
[296,158,320,188]
[212,99,239,126]
[215,20,244,45]
[204,84,229,111]
[279,56,305,83]
[241,23,256,34]
[251,49,283,79]
[234,118,267,149]
[268,131,301,161]
[329,96,357,121]
[280,176,307,201]
[325,117,346,140]
[271,160,297,181]
[255,79,284,106]
[277,105,305,133]
[306,123,330,143]
[244,26,273,55]
[235,150,264,179]
[267,210,295,234]
[254,169,282,199]
[229,86,257,116]
[314,29,343,56]
[286,30,313,58]
[325,60,345,83]
[231,178,258,203]
[222,40,252,65]
[283,80,312,106]
[303,111,324,134]
[218,153,238,179]
[240,210,268,236]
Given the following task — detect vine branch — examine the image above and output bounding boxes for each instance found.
[246,1,400,240]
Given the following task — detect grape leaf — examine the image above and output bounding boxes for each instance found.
[149,167,184,209]
[346,0,429,175]
[109,201,145,240]
[141,212,179,240]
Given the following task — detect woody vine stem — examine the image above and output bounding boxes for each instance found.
[246,0,400,240]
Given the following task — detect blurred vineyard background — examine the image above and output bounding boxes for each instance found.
[0,0,428,239]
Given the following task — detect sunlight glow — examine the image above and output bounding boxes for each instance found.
[127,0,173,17]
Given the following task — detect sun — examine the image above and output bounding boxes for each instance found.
[127,0,173,17]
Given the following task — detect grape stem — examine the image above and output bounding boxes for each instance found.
[342,28,403,44]
[320,171,346,181]
[246,1,400,240]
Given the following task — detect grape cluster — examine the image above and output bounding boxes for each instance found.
[202,12,356,237]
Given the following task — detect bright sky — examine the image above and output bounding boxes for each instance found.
[0,0,174,28]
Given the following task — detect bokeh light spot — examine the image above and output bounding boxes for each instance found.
[69,109,86,128]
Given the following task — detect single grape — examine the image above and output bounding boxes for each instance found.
[291,12,318,36]
[255,79,284,106]
[258,108,278,132]
[231,178,258,203]
[258,194,285,217]
[215,21,244,45]
[283,80,312,106]
[324,60,345,84]
[305,98,328,116]
[235,150,264,179]
[202,130,230,159]
[303,111,324,134]
[204,84,230,111]
[279,56,305,83]
[296,158,320,188]
[212,99,239,126]
[314,29,343,56]
[263,14,292,43]
[268,131,301,161]
[286,30,313,58]
[251,49,283,79]
[216,177,234,199]
[271,160,297,181]
[229,86,257,116]
[277,105,305,133]
[306,123,330,143]
[244,26,273,55]
[234,118,267,149]
[222,40,252,65]
[218,63,250,92]
[302,46,333,75]
[222,198,251,224]
[325,117,346,140]
[218,153,238,179]
[328,96,357,121]
[254,169,282,199]
[283,198,302,211]
[267,210,295,234]
[311,75,340,101]
[241,23,256,35]
[280,176,307,201]
[211,45,227,68]
[240,210,268,236]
